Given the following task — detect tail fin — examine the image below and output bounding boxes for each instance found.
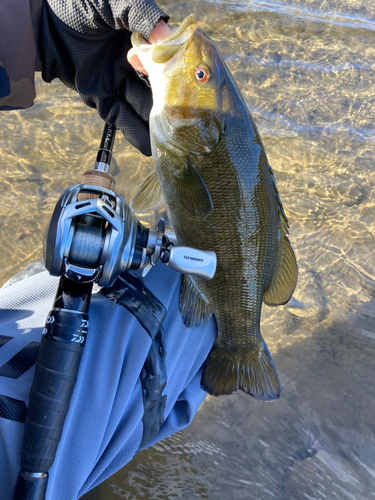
[201,338,281,401]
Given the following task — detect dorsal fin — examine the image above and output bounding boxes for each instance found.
[263,165,298,306]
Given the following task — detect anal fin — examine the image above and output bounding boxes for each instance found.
[179,275,212,328]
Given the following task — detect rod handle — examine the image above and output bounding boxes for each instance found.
[19,308,88,473]
[13,472,48,500]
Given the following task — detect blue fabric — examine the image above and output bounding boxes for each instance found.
[0,263,217,499]
[0,67,11,99]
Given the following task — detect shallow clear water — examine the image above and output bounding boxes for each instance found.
[1,0,375,498]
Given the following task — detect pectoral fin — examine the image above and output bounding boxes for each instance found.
[179,275,212,327]
[173,159,213,215]
[130,171,164,213]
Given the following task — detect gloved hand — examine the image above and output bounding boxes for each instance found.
[40,0,169,156]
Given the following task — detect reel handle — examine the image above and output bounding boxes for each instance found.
[161,246,216,280]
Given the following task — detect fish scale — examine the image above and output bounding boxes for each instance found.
[131,14,298,399]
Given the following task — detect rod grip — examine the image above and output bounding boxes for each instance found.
[20,309,88,473]
[13,472,48,500]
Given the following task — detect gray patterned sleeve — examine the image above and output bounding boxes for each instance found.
[47,0,169,41]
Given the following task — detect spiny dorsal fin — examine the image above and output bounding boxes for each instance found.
[179,275,212,327]
[173,159,213,215]
[263,165,298,306]
[130,170,164,212]
[268,164,289,228]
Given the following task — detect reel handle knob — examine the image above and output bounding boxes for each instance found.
[161,246,217,281]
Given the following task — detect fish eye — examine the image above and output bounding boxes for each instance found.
[195,65,211,84]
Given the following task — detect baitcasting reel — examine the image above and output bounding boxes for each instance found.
[43,136,216,287]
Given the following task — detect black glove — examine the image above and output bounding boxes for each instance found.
[40,0,169,156]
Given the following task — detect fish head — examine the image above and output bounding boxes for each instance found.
[132,15,233,155]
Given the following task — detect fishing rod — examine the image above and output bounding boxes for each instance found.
[13,123,216,500]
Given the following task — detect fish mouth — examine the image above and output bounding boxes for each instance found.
[131,14,198,65]
[151,15,198,64]
[158,14,197,44]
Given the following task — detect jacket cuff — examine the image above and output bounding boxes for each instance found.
[0,0,39,109]
[124,0,170,40]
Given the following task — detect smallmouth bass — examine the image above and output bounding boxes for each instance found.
[131,15,298,400]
